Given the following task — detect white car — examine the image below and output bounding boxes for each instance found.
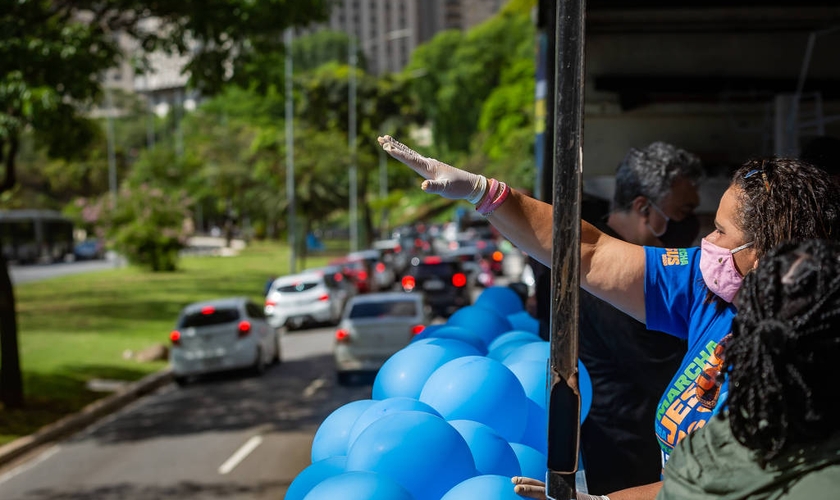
[169,297,280,386]
[265,270,349,330]
[334,292,429,385]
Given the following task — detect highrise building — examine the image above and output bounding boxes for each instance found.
[326,0,504,75]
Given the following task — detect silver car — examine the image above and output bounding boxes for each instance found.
[334,292,429,385]
[265,270,349,330]
[169,297,281,386]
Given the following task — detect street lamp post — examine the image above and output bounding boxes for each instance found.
[104,86,117,204]
[285,28,297,272]
[348,34,359,252]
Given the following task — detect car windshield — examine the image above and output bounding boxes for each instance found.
[276,281,319,293]
[180,308,240,327]
[349,301,418,318]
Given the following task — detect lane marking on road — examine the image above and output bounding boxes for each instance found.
[218,435,263,475]
[303,377,327,399]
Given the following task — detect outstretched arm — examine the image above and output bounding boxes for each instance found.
[378,135,647,323]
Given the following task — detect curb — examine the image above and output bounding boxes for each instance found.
[0,369,173,468]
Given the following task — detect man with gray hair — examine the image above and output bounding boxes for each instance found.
[578,141,704,494]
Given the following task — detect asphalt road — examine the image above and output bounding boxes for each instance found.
[0,327,370,500]
[9,257,125,285]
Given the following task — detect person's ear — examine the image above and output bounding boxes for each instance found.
[631,196,650,216]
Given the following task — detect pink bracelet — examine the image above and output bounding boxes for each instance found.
[476,180,510,216]
[475,178,500,213]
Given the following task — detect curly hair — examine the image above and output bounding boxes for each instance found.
[731,158,840,259]
[723,239,840,465]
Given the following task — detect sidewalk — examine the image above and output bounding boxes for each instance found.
[182,236,247,257]
[0,369,173,469]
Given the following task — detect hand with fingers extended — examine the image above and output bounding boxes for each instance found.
[377,135,487,203]
[512,476,547,500]
[511,477,611,500]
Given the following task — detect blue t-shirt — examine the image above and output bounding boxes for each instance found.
[644,247,736,466]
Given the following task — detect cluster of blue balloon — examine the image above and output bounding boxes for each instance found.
[287,286,593,500]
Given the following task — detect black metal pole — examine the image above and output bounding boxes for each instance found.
[546,0,586,498]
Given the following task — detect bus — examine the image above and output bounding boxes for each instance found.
[0,210,75,264]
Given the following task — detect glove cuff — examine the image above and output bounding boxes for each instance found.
[466,175,488,205]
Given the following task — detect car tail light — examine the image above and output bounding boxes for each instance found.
[402,275,416,291]
[335,329,350,342]
[265,299,276,307]
[319,294,329,301]
[410,325,426,336]
[333,272,343,282]
[169,330,181,345]
[492,250,503,262]
[376,262,385,273]
[238,321,251,337]
[423,256,441,264]
[395,244,402,252]
[452,273,467,287]
[357,270,368,281]
[201,306,215,315]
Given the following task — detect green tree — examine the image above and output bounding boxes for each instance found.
[403,4,536,157]
[0,0,329,408]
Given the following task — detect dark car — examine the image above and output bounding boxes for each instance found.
[73,239,105,260]
[400,256,472,318]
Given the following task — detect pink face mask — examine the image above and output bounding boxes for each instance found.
[699,238,754,303]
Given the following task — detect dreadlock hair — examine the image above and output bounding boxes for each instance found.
[723,239,840,465]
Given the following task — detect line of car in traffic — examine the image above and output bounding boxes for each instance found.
[167,223,522,387]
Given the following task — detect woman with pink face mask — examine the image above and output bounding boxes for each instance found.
[377,136,840,500]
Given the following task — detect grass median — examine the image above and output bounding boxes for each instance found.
[0,240,336,446]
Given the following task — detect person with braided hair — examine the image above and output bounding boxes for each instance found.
[377,134,840,500]
[660,238,840,499]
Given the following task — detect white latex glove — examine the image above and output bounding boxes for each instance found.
[377,135,487,204]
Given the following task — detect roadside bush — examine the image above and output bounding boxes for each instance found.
[71,184,192,271]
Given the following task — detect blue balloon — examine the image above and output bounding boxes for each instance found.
[501,341,550,366]
[475,286,525,316]
[487,330,543,353]
[441,474,525,500]
[449,420,521,477]
[346,412,476,500]
[372,342,479,400]
[509,443,547,482]
[420,356,528,443]
[506,311,541,335]
[517,399,548,455]
[286,456,346,500]
[410,337,484,357]
[506,357,593,424]
[303,471,414,500]
[506,359,548,409]
[580,360,592,423]
[348,397,441,447]
[311,399,376,462]
[446,305,514,349]
[488,331,542,363]
[425,325,487,354]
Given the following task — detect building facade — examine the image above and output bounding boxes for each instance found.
[326,0,504,75]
